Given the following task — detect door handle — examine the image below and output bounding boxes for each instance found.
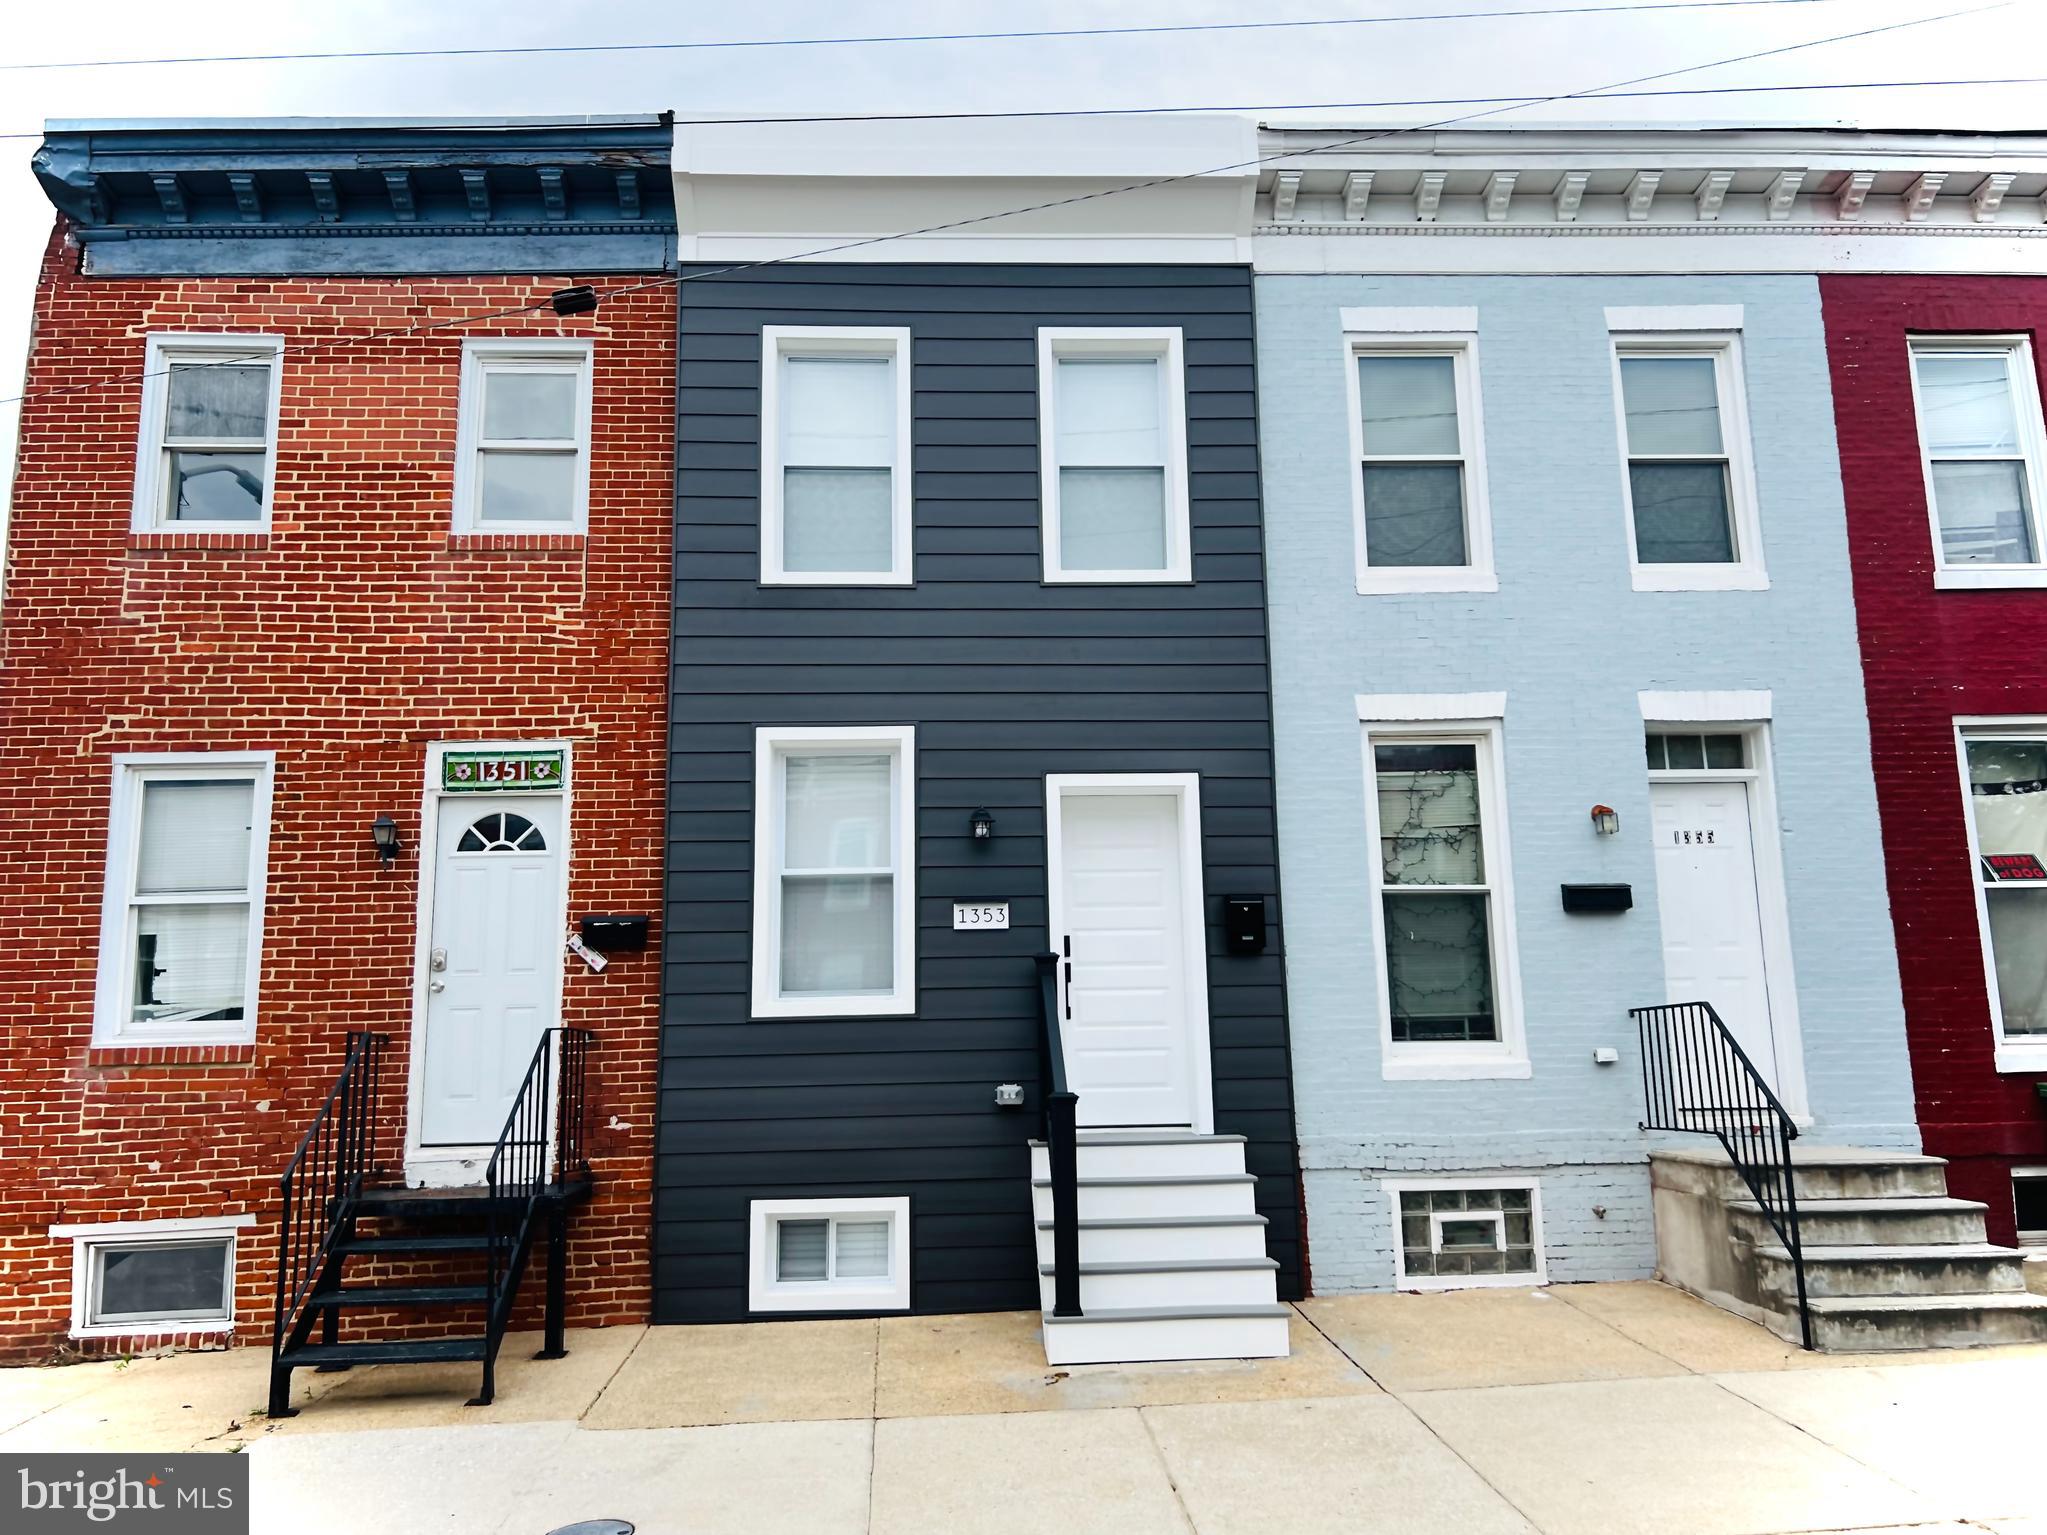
[429,979,446,993]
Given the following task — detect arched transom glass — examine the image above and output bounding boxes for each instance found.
[455,811,546,854]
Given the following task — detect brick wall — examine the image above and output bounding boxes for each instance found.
[0,221,672,1360]
[1820,274,2047,1243]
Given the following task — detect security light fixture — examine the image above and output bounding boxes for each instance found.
[549,284,600,317]
[370,814,402,864]
[969,808,995,841]
[1590,804,1620,837]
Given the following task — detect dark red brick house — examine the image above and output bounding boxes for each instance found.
[1823,271,2047,1245]
[0,117,675,1390]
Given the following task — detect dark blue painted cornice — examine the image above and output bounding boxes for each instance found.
[32,115,676,276]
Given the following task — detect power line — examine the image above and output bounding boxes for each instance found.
[0,0,1848,74]
[0,1,2010,413]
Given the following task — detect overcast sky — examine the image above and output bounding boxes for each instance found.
[4,0,2044,507]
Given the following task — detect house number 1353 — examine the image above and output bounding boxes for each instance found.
[952,903,1010,929]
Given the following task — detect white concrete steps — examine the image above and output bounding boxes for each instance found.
[1651,1144,2047,1352]
[1030,1131,1287,1365]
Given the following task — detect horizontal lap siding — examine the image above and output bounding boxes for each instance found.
[660,264,1300,1322]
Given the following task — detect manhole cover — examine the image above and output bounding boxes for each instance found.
[546,1523,634,1535]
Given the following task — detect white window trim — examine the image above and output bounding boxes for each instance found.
[2013,1165,2047,1247]
[52,1214,253,1339]
[1382,1177,1547,1291]
[1952,719,2047,1073]
[1344,326,1497,594]
[1907,336,2047,590]
[451,337,594,535]
[131,334,285,533]
[1638,689,1772,723]
[1361,715,1528,1080]
[751,725,917,1020]
[759,325,915,587]
[93,751,274,1048]
[1038,327,1192,584]
[1610,328,1767,592]
[748,1196,911,1312]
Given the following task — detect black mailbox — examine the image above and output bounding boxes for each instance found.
[1224,897,1267,955]
[1560,883,1633,915]
[579,914,650,952]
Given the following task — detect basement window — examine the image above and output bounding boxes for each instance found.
[748,1197,910,1312]
[1387,1181,1545,1290]
[1960,731,2047,1068]
[52,1215,252,1338]
[2014,1169,2047,1247]
[132,334,284,531]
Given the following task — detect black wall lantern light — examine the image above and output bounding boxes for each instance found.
[969,808,995,842]
[371,814,403,864]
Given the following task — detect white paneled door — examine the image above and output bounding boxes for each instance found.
[1650,778,1780,1088]
[1050,782,1208,1129]
[421,795,564,1147]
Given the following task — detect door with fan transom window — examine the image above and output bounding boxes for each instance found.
[420,794,564,1148]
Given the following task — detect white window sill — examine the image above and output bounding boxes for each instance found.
[1994,1042,2047,1074]
[1383,1054,1531,1082]
[751,995,917,1021]
[1631,566,1769,593]
[450,524,585,539]
[70,1318,234,1341]
[1044,570,1193,585]
[1396,1273,1546,1293]
[1357,569,1499,596]
[133,522,272,536]
[762,572,913,588]
[91,1027,258,1050]
[1934,567,2047,591]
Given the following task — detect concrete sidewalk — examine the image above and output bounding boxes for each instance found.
[4,1282,2044,1533]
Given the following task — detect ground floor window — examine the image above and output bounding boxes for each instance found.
[52,1215,251,1338]
[748,1196,910,1312]
[2014,1169,2047,1247]
[1960,732,2047,1054]
[1386,1179,1544,1289]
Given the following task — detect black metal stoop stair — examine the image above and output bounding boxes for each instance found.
[268,1029,594,1415]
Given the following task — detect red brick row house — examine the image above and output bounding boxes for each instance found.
[0,117,676,1396]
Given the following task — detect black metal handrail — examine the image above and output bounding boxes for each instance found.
[475,1025,593,1405]
[1034,952,1082,1318]
[272,1031,388,1373]
[1632,1000,1812,1350]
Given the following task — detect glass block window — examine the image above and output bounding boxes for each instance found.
[1397,1186,1540,1283]
[1964,735,2047,1039]
[1910,340,2047,570]
[1373,741,1500,1044]
[1645,731,1747,771]
[135,337,282,529]
[1356,350,1473,569]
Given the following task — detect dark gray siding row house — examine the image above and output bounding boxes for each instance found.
[667,117,1310,1367]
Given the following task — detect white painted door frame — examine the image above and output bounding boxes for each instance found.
[1044,772,1214,1135]
[1645,722,1808,1119]
[403,740,574,1187]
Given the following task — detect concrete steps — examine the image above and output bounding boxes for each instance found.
[1650,1144,2047,1352]
[1030,1132,1288,1366]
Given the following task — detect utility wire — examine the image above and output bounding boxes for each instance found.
[0,0,2012,412]
[0,0,1850,74]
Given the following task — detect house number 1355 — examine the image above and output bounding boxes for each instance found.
[1673,829,1716,845]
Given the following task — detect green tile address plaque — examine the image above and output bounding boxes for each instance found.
[443,749,566,793]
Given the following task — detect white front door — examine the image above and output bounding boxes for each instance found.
[1650,778,1780,1086]
[1049,782,1207,1129]
[420,795,564,1147]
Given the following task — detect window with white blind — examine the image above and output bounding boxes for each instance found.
[1359,710,1526,1079]
[451,339,593,533]
[1038,329,1190,583]
[761,327,913,585]
[748,1196,911,1311]
[95,754,273,1046]
[1957,728,2047,1071]
[1909,338,2047,587]
[1611,331,1764,590]
[1346,334,1495,592]
[751,726,916,1018]
[132,334,284,531]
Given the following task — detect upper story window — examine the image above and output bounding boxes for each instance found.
[1959,729,2047,1071]
[1345,319,1494,594]
[1038,329,1190,583]
[452,339,593,534]
[760,327,913,585]
[1909,338,2047,588]
[132,335,284,531]
[1609,322,1764,591]
[751,726,916,1019]
[95,753,273,1047]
